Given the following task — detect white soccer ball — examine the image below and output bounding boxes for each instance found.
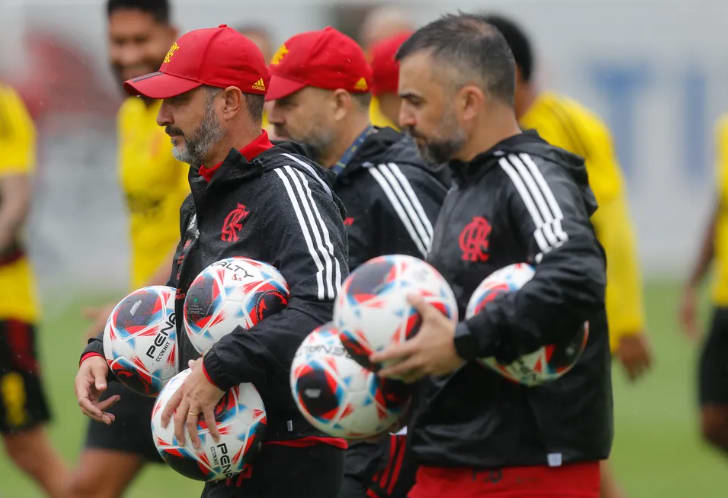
[290,323,411,439]
[466,263,589,386]
[103,285,178,397]
[183,257,289,354]
[151,369,267,481]
[333,254,458,371]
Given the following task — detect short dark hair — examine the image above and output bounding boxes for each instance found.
[480,14,534,83]
[203,86,264,125]
[106,0,170,24]
[351,92,372,109]
[396,13,516,105]
[244,94,265,125]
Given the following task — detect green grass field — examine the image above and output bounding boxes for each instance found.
[0,280,725,497]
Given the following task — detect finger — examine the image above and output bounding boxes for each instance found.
[204,406,220,443]
[78,395,104,419]
[162,389,183,428]
[187,410,201,449]
[97,394,121,411]
[377,356,423,380]
[370,341,417,364]
[93,368,108,393]
[406,293,431,317]
[174,400,190,445]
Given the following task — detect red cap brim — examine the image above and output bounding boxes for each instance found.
[265,74,307,101]
[123,71,202,99]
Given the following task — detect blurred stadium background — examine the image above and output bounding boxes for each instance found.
[0,0,726,496]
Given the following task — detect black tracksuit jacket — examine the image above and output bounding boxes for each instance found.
[334,127,449,271]
[410,130,613,469]
[84,140,349,442]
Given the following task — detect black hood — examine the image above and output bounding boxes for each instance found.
[452,130,596,215]
[345,126,451,187]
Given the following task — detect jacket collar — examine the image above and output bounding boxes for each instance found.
[198,130,274,182]
[450,130,544,183]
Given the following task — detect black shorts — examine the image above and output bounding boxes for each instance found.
[84,381,162,462]
[699,306,728,405]
[340,435,416,498]
[202,443,344,498]
[0,319,51,434]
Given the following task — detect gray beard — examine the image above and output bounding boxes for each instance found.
[172,102,224,167]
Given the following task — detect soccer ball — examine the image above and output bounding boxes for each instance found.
[151,368,267,481]
[183,257,289,354]
[290,323,410,439]
[103,285,178,396]
[466,263,589,386]
[333,254,458,371]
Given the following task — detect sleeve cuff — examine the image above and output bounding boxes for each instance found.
[79,352,104,366]
[201,355,222,389]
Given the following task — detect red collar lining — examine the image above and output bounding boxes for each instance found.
[198,130,273,182]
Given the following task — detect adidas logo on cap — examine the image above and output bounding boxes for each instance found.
[252,78,266,91]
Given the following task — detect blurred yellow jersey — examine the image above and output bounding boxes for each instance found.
[520,92,646,349]
[369,96,398,130]
[0,85,39,322]
[711,115,728,305]
[118,97,188,289]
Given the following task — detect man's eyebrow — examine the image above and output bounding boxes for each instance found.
[399,92,423,100]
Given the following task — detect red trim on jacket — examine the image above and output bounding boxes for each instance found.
[198,130,274,182]
[200,358,218,387]
[265,436,348,450]
[79,352,104,366]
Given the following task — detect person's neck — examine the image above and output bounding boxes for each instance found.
[204,125,261,166]
[319,113,371,168]
[514,82,539,121]
[457,107,522,163]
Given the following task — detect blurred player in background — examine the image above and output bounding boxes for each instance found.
[67,0,184,496]
[372,14,612,497]
[359,7,414,132]
[266,27,448,497]
[359,6,413,52]
[679,115,728,455]
[0,83,68,498]
[484,14,651,497]
[368,32,411,129]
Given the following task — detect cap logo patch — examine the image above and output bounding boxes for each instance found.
[252,78,266,91]
[164,42,180,63]
[354,77,368,91]
[271,44,289,65]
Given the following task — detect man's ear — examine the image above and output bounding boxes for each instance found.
[458,84,485,124]
[222,86,243,119]
[331,89,352,122]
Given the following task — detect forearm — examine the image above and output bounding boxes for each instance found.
[687,202,719,287]
[203,299,332,390]
[462,241,605,361]
[0,174,31,248]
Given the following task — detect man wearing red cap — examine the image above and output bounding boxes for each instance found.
[266,27,449,498]
[369,31,412,129]
[74,25,349,498]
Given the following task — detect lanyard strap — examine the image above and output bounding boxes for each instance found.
[330,125,376,175]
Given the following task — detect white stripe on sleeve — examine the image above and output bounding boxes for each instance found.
[368,165,428,257]
[274,168,327,300]
[290,167,343,295]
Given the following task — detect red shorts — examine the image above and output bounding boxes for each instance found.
[408,461,600,498]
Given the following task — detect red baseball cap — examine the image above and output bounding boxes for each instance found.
[124,24,270,99]
[370,32,412,97]
[266,27,372,102]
